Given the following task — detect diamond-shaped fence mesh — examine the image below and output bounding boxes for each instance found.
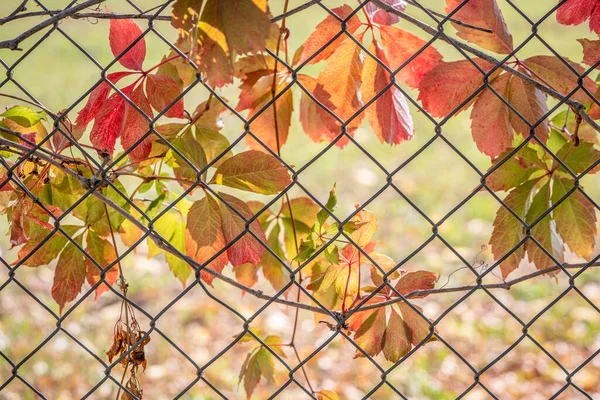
[0,0,599,399]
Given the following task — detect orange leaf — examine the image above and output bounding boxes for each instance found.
[378,25,442,89]
[445,0,513,54]
[299,5,362,64]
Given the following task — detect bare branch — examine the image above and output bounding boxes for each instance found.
[0,0,107,50]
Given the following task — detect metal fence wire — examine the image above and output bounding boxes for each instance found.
[1,0,600,399]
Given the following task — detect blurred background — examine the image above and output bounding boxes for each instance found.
[1,0,599,399]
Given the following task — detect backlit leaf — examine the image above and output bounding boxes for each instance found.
[85,230,118,299]
[51,236,85,314]
[121,84,153,162]
[556,0,600,34]
[146,73,185,119]
[109,19,146,71]
[219,193,267,266]
[552,177,597,259]
[445,0,513,54]
[186,194,228,284]
[418,59,494,118]
[210,150,291,194]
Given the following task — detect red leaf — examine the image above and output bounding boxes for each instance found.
[75,71,132,129]
[89,84,133,155]
[470,73,512,157]
[145,74,185,119]
[522,55,596,103]
[418,59,495,118]
[378,25,443,89]
[299,5,363,64]
[52,239,86,314]
[365,0,406,25]
[556,0,600,34]
[362,43,413,144]
[445,0,513,54]
[109,19,146,71]
[218,193,266,266]
[578,38,600,68]
[121,84,153,162]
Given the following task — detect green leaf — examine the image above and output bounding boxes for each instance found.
[210,150,291,195]
[51,235,85,314]
[168,127,208,184]
[1,106,45,127]
[293,238,317,262]
[525,180,564,270]
[196,128,232,167]
[490,179,538,278]
[486,146,546,192]
[324,245,339,265]
[552,177,597,259]
[554,141,600,175]
[317,185,337,226]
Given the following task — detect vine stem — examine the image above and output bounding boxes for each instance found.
[2,135,600,316]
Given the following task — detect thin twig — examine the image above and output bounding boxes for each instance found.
[0,0,107,50]
[2,136,599,317]
[0,1,322,27]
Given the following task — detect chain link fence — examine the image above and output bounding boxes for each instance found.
[1,0,599,399]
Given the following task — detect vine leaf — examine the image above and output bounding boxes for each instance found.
[109,19,146,71]
[490,179,538,278]
[14,225,79,268]
[173,0,273,87]
[365,0,406,26]
[121,84,153,162]
[89,84,133,155]
[150,211,192,285]
[185,193,229,284]
[470,74,512,157]
[146,73,185,119]
[556,0,600,35]
[378,25,443,89]
[418,58,495,118]
[219,193,267,266]
[578,38,600,68]
[521,55,596,103]
[525,180,564,270]
[210,150,291,195]
[361,42,414,145]
[552,177,597,259]
[238,335,285,399]
[299,5,362,64]
[445,0,513,54]
[85,230,119,300]
[75,71,133,129]
[51,235,85,314]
